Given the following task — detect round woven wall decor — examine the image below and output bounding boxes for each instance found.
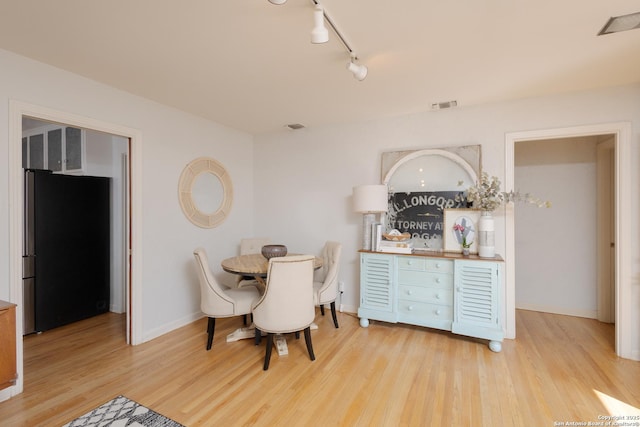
[178,157,233,228]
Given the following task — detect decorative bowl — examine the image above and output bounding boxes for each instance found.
[261,244,288,259]
[382,232,411,241]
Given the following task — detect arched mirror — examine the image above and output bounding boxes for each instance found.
[178,157,233,228]
[381,146,481,249]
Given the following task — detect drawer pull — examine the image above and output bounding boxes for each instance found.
[408,305,414,311]
[407,260,413,265]
[435,309,442,316]
[435,278,441,283]
[435,263,441,268]
[435,293,440,299]
[407,290,413,295]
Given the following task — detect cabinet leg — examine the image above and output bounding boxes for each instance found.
[489,340,502,352]
[359,317,369,328]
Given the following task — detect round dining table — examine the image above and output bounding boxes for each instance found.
[221,253,323,280]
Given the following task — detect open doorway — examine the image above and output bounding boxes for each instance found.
[21,117,129,334]
[513,135,615,335]
[7,100,143,397]
[505,122,632,360]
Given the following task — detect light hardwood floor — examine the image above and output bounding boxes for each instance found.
[0,309,638,426]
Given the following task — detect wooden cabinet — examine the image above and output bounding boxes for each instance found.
[358,251,504,352]
[0,300,18,390]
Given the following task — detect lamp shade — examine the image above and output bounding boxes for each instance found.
[353,185,388,213]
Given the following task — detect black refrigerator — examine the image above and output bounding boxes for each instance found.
[23,169,111,334]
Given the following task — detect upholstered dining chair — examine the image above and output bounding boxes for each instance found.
[313,241,342,328]
[193,247,261,351]
[252,255,316,370]
[235,237,271,289]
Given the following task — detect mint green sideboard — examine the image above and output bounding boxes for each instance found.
[358,251,504,352]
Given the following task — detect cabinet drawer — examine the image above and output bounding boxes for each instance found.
[397,256,453,274]
[397,300,453,322]
[398,285,453,305]
[397,270,453,289]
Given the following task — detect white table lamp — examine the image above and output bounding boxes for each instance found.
[353,184,388,250]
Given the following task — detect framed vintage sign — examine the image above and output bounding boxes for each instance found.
[387,191,464,245]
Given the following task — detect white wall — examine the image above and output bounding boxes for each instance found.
[85,130,129,314]
[514,137,598,318]
[0,49,255,344]
[253,84,640,359]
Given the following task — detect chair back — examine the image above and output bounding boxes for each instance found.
[314,241,342,304]
[252,255,315,334]
[240,237,271,255]
[193,247,236,316]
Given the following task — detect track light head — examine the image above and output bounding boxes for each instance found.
[311,5,329,44]
[347,59,368,81]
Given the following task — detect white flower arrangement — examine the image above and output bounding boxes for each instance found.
[459,172,551,212]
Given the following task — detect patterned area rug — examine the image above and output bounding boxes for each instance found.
[63,395,185,427]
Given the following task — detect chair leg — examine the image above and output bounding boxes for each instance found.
[320,305,325,316]
[206,317,215,351]
[254,327,262,346]
[243,314,247,326]
[303,327,315,361]
[294,331,300,339]
[263,333,274,370]
[330,301,339,328]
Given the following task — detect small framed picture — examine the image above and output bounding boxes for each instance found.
[443,208,481,254]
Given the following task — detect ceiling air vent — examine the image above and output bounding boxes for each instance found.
[598,11,640,35]
[285,123,306,130]
[431,100,458,110]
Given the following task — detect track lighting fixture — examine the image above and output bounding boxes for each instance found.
[268,0,368,81]
[310,4,329,44]
[347,56,368,81]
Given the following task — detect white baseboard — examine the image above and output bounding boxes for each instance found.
[339,304,357,315]
[516,303,597,320]
[0,382,20,403]
[110,306,125,314]
[143,311,203,343]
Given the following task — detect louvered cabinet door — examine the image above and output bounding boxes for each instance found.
[357,253,396,327]
[452,260,504,352]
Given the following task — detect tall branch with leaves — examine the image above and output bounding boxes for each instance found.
[458,172,551,211]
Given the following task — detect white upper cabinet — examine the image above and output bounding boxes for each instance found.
[22,124,85,174]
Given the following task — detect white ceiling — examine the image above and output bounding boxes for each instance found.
[1,1,639,135]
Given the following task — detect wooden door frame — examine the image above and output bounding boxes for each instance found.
[504,122,632,360]
[5,100,143,398]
